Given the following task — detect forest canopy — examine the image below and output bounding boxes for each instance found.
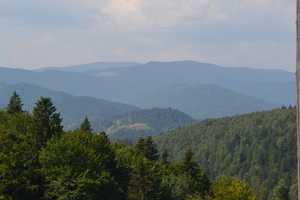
[0,91,294,199]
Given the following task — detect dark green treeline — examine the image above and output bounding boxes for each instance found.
[0,92,259,199]
[154,106,297,199]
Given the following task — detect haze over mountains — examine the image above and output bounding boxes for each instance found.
[0,60,295,122]
[0,83,140,128]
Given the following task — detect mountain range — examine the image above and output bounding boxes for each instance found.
[0,60,295,121]
[0,83,140,128]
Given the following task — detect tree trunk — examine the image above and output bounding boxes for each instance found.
[296,1,300,199]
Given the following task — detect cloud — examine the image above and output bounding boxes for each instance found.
[0,33,98,69]
[0,0,295,72]
[79,0,295,32]
[0,0,92,29]
[108,41,295,72]
[85,0,227,32]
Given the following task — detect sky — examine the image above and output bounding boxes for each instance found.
[0,0,296,72]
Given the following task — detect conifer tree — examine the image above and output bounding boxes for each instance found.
[182,146,199,177]
[160,148,170,164]
[135,137,146,151]
[6,91,23,115]
[135,136,159,161]
[145,136,159,161]
[276,185,290,200]
[127,157,153,200]
[80,115,93,132]
[181,146,211,195]
[31,97,63,148]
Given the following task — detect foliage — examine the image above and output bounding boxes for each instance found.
[275,185,290,200]
[31,97,63,148]
[208,176,257,200]
[79,115,93,132]
[0,97,64,199]
[127,157,154,200]
[6,91,23,115]
[39,130,122,200]
[1,94,290,200]
[154,107,297,199]
[135,136,159,161]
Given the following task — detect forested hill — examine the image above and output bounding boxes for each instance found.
[154,107,297,199]
[91,107,197,140]
[0,61,295,119]
[0,83,140,127]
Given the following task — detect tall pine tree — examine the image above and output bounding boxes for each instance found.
[31,97,63,148]
[6,91,23,115]
[127,157,153,200]
[135,136,159,161]
[80,115,93,132]
[181,146,211,196]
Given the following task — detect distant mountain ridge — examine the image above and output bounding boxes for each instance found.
[0,83,140,128]
[33,62,142,72]
[0,60,295,119]
[131,83,280,119]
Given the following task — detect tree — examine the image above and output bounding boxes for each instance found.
[135,136,159,161]
[40,130,122,200]
[182,146,199,178]
[80,115,93,132]
[31,97,63,148]
[209,176,257,200]
[161,174,190,200]
[145,136,159,161]
[6,91,23,115]
[160,148,170,164]
[276,185,290,200]
[127,157,153,200]
[0,113,45,199]
[181,146,211,196]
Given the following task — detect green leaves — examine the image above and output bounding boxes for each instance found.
[40,131,122,200]
[209,176,257,200]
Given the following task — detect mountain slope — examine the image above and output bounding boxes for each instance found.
[233,81,296,106]
[131,84,280,119]
[91,107,197,140]
[154,107,297,199]
[0,83,140,128]
[0,61,294,119]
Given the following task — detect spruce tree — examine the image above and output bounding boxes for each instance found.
[145,136,159,161]
[276,185,290,200]
[135,137,146,152]
[160,148,169,164]
[6,91,23,115]
[127,157,153,200]
[181,146,211,195]
[135,136,159,161]
[80,115,93,132]
[182,146,199,178]
[31,97,63,148]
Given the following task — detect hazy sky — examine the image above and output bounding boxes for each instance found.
[0,0,296,72]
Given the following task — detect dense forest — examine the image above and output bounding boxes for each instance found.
[91,107,197,139]
[0,91,294,199]
[154,106,297,199]
[0,91,278,200]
